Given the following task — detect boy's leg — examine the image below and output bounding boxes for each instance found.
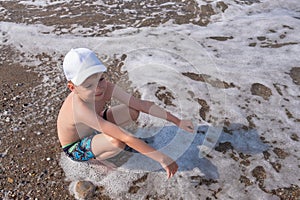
[92,105,139,160]
[103,104,140,127]
[91,133,126,160]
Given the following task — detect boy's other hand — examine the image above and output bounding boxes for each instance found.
[178,119,194,133]
[160,157,178,179]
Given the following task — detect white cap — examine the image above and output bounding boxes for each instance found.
[63,48,107,86]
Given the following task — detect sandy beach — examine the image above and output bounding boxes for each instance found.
[1,0,300,199]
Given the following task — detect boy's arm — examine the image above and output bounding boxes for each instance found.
[111,84,194,133]
[77,103,178,178]
[102,121,178,178]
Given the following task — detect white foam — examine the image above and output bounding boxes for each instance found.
[18,0,72,7]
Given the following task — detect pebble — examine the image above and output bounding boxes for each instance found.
[22,103,29,108]
[54,77,61,83]
[7,177,14,184]
[16,83,23,87]
[0,148,9,158]
[36,131,43,136]
[75,181,96,199]
[5,117,10,122]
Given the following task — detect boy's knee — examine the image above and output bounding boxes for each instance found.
[130,109,140,121]
[111,138,126,149]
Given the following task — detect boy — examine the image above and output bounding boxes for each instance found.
[57,48,194,178]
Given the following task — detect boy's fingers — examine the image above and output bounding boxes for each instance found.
[166,168,175,179]
[187,125,194,133]
[166,169,171,179]
[164,161,178,179]
[184,121,194,133]
[168,172,174,179]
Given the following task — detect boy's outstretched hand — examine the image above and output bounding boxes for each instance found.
[178,119,194,133]
[160,156,178,179]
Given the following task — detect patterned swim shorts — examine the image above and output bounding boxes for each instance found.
[63,132,99,162]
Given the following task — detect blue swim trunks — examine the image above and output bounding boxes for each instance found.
[62,132,99,162]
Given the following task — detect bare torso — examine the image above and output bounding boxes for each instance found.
[57,82,114,147]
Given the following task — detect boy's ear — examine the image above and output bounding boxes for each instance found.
[67,81,75,92]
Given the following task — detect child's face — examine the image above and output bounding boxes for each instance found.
[73,72,107,102]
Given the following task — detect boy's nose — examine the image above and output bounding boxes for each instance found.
[95,85,101,92]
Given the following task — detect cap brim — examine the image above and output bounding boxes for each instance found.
[71,64,107,86]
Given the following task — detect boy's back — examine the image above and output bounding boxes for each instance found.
[57,92,92,147]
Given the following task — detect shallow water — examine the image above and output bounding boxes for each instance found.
[1,0,299,199]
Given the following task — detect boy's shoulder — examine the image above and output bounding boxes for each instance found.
[60,92,86,113]
[59,92,92,123]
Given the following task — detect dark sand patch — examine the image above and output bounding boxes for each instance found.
[196,98,210,120]
[208,36,233,41]
[182,72,236,89]
[289,67,300,85]
[250,83,272,100]
[155,86,176,107]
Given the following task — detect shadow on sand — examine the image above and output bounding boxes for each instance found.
[116,123,269,180]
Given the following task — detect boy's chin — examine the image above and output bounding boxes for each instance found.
[94,94,104,100]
